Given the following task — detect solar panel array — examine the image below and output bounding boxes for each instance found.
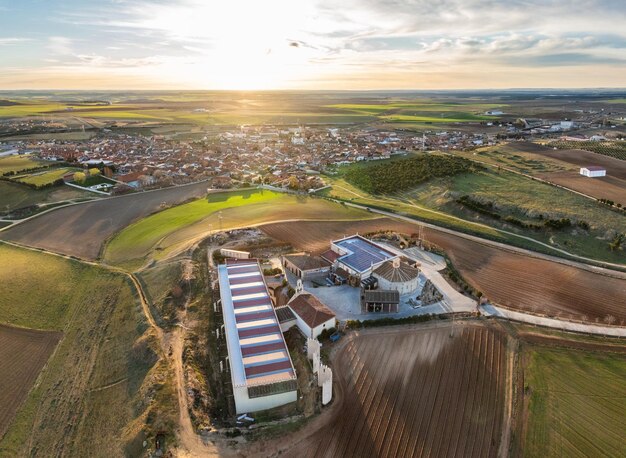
[335,236,396,273]
[219,260,295,387]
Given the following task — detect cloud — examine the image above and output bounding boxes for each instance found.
[47,36,74,55]
[0,37,30,46]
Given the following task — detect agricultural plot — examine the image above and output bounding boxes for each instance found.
[0,180,211,259]
[548,140,626,161]
[0,325,62,440]
[520,340,626,457]
[0,244,156,457]
[286,324,508,458]
[512,142,626,180]
[260,219,626,323]
[0,154,45,175]
[536,170,626,204]
[13,167,75,187]
[105,189,374,267]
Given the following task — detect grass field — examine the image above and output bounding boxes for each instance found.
[522,345,626,457]
[0,155,46,175]
[104,189,373,268]
[323,157,626,263]
[14,167,75,186]
[0,180,92,212]
[0,243,157,457]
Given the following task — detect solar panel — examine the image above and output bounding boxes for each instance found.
[335,236,395,273]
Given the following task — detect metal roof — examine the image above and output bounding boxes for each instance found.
[333,235,397,273]
[218,259,296,388]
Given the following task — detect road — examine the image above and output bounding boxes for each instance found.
[481,304,626,337]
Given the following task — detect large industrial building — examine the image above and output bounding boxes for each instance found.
[218,259,298,414]
[325,235,397,279]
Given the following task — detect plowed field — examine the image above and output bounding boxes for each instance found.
[0,181,210,259]
[260,219,626,323]
[285,324,508,458]
[0,325,62,439]
[537,170,626,203]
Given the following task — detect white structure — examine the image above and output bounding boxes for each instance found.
[485,110,503,116]
[372,258,420,295]
[287,284,336,339]
[220,248,250,259]
[580,166,606,177]
[307,338,332,405]
[218,259,298,414]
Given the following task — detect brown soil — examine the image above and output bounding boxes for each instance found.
[536,170,626,203]
[260,219,626,323]
[513,142,626,180]
[279,323,508,457]
[0,181,210,260]
[0,324,62,439]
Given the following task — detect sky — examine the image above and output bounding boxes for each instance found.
[0,0,625,90]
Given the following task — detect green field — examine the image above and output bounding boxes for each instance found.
[523,346,626,457]
[0,180,91,212]
[14,167,75,187]
[323,155,626,264]
[0,243,157,457]
[0,155,46,175]
[0,103,66,117]
[104,189,374,268]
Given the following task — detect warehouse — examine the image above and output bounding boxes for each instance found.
[373,258,420,294]
[328,235,397,279]
[579,166,606,177]
[218,259,298,414]
[282,253,331,279]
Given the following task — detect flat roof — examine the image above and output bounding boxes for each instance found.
[582,166,606,171]
[218,259,296,388]
[333,235,396,273]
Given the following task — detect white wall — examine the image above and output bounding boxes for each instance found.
[292,312,335,339]
[234,385,298,414]
[374,274,419,295]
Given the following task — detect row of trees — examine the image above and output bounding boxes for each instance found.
[344,155,473,194]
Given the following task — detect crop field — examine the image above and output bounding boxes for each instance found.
[536,170,626,204]
[548,140,626,161]
[0,243,156,457]
[0,180,211,259]
[105,189,374,267]
[520,339,626,457]
[260,219,626,323]
[0,154,46,175]
[13,167,75,186]
[510,142,626,180]
[0,325,62,440]
[286,324,508,458]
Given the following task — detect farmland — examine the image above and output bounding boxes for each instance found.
[260,218,626,323]
[535,170,626,204]
[511,142,626,180]
[324,160,626,263]
[105,189,373,268]
[284,323,508,458]
[0,325,62,440]
[0,243,157,457]
[13,167,75,187]
[547,139,626,161]
[0,180,211,259]
[0,154,46,175]
[0,180,91,212]
[518,335,626,457]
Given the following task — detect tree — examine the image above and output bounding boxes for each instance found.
[88,167,101,176]
[73,171,86,183]
[288,176,299,189]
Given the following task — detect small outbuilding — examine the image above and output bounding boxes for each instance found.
[580,166,606,177]
[282,254,331,279]
[361,289,400,314]
[288,292,336,339]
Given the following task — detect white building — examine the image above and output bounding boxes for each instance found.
[284,285,336,339]
[372,258,420,295]
[580,166,606,177]
[218,259,298,414]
